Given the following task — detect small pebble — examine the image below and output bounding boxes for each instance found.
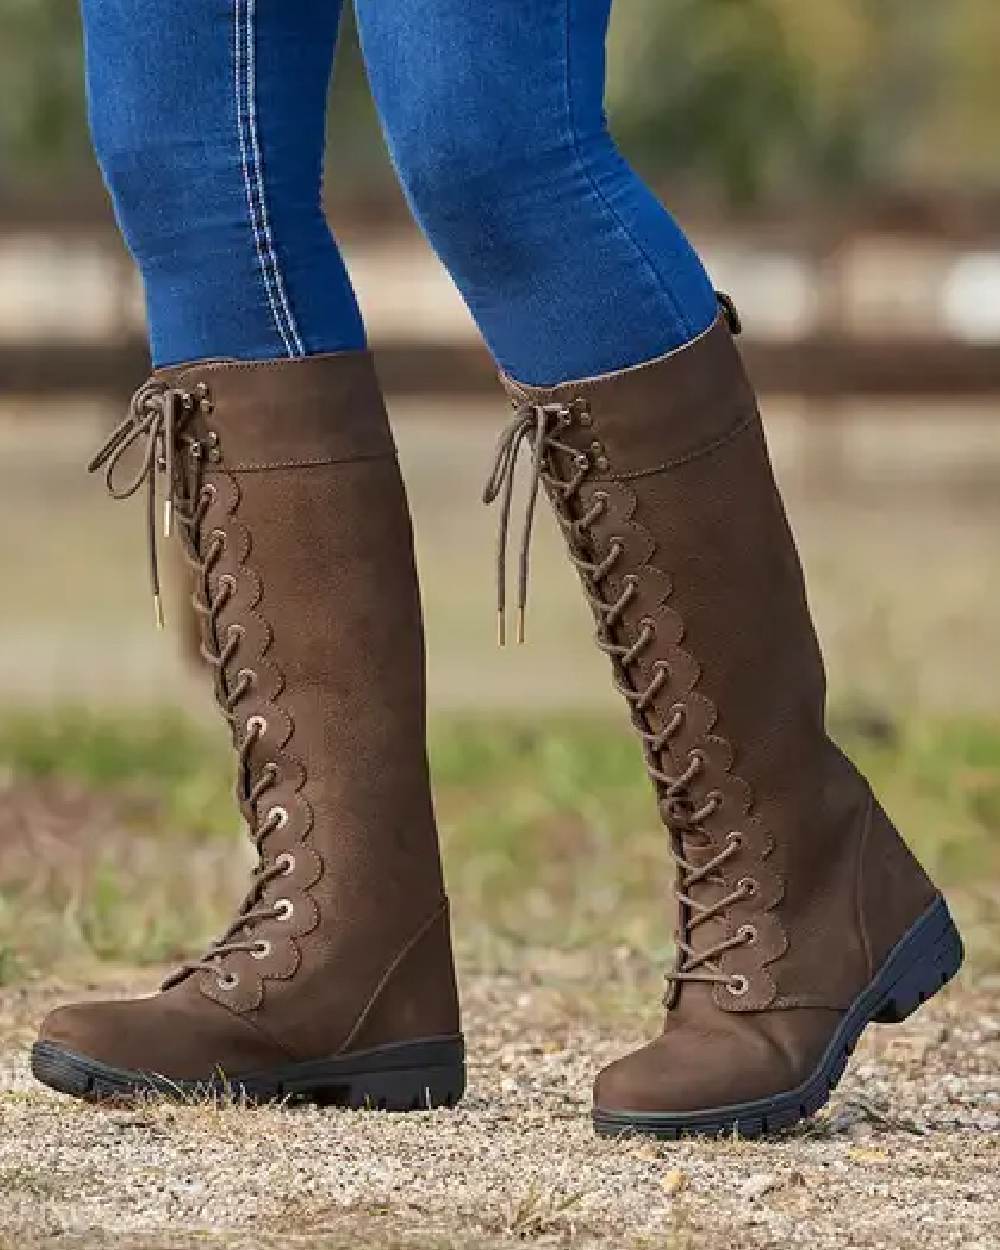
[661,1169,686,1196]
[743,1172,778,1201]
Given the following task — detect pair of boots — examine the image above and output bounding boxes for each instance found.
[32,306,962,1137]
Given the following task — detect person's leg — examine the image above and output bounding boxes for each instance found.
[33,2,464,1108]
[81,0,365,365]
[356,0,718,386]
[352,0,962,1141]
[484,322,961,1138]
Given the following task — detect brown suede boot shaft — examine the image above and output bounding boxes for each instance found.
[40,351,460,1082]
[495,314,940,1116]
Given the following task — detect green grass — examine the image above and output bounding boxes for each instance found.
[0,704,997,983]
[0,706,234,838]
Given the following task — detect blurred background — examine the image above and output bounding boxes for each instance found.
[1,0,998,990]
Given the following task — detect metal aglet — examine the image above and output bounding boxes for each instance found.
[154,592,165,631]
[163,497,173,539]
[516,608,525,645]
[497,610,507,648]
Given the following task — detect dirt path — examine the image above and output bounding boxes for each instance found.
[1,968,997,1250]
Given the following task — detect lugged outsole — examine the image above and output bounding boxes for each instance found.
[593,894,963,1140]
[30,1034,466,1111]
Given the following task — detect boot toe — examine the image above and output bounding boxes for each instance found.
[38,1001,109,1056]
[38,997,187,1076]
[594,1009,841,1117]
[36,983,291,1082]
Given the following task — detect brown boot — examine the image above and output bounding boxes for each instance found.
[484,303,962,1137]
[33,352,464,1108]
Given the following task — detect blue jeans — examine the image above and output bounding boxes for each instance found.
[81,0,718,385]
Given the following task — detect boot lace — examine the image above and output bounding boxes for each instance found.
[483,400,755,997]
[88,379,208,628]
[90,378,294,990]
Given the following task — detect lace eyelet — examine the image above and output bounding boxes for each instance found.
[273,898,294,921]
[227,622,245,644]
[236,667,256,690]
[216,971,240,992]
[246,714,267,739]
[218,573,236,594]
[738,876,758,897]
[662,796,691,824]
[727,974,750,997]
[251,939,272,960]
[200,483,218,504]
[727,830,744,848]
[738,924,758,945]
[275,853,296,877]
[210,528,227,549]
[267,805,289,831]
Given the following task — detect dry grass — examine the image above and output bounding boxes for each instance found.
[0,706,998,1247]
[0,965,998,1250]
[0,707,999,981]
[5,381,1000,1246]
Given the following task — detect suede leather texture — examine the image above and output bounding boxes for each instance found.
[39,351,460,1079]
[504,316,939,1115]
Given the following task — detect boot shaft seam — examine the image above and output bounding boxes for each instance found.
[224,450,396,473]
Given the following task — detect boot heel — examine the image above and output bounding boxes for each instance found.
[872,897,964,1024]
[330,1062,466,1112]
[280,1036,467,1110]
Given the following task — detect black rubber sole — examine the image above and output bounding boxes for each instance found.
[30,1033,466,1110]
[593,894,963,1140]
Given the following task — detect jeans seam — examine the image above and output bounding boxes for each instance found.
[561,0,694,342]
[246,0,306,355]
[234,0,304,357]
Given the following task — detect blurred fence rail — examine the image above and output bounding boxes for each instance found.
[5,338,1000,403]
[3,202,1000,404]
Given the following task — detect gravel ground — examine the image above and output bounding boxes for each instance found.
[1,966,997,1250]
